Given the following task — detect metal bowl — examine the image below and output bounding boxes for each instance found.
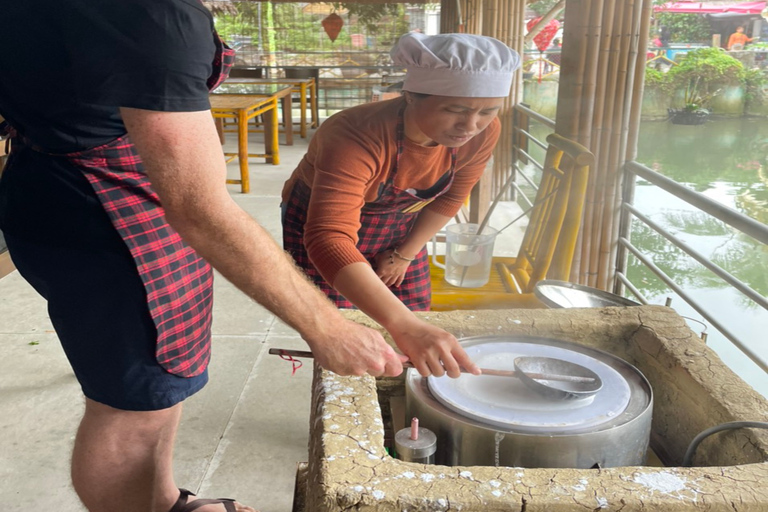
[514,356,603,400]
[534,280,640,309]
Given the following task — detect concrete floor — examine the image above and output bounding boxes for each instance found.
[0,121,526,512]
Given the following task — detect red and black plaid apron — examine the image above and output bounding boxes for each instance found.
[283,107,457,311]
[5,31,235,378]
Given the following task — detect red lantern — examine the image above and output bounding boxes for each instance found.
[527,17,560,52]
[322,13,344,43]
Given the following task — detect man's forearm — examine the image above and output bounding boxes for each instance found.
[171,204,339,336]
[121,108,340,339]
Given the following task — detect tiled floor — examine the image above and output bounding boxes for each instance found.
[0,125,526,512]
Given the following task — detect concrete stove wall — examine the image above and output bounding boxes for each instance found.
[304,306,768,511]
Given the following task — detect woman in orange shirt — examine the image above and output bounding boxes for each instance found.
[728,26,754,50]
[282,33,520,377]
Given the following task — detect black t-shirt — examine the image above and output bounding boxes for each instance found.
[0,0,216,153]
[0,0,217,246]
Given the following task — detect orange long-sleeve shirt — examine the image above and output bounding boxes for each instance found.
[281,96,501,284]
[727,32,752,50]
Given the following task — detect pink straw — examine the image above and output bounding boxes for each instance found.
[410,417,419,441]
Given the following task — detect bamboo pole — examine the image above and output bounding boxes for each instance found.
[494,0,508,198]
[602,0,644,289]
[440,0,457,33]
[492,0,504,199]
[571,0,606,282]
[627,0,652,162]
[577,0,615,286]
[596,0,632,289]
[614,0,652,293]
[466,0,480,34]
[555,0,590,139]
[578,0,605,151]
[549,0,653,288]
[588,0,621,288]
[582,0,618,287]
[493,0,524,201]
[556,0,591,280]
[589,0,626,288]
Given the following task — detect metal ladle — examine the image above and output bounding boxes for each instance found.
[268,349,600,396]
[514,356,603,400]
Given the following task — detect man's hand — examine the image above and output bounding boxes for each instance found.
[305,316,408,377]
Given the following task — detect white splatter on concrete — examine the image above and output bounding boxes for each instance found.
[421,473,435,483]
[372,490,386,500]
[595,497,609,508]
[633,471,688,494]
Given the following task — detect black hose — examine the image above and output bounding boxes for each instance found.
[682,421,768,467]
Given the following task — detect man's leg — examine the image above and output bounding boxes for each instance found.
[71,398,182,512]
[71,399,257,512]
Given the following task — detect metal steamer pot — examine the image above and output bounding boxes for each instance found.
[405,335,653,469]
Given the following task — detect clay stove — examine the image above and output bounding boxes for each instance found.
[298,306,768,512]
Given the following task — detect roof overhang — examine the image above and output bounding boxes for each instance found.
[654,1,766,14]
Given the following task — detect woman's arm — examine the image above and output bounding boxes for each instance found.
[397,209,452,259]
[374,209,451,288]
[333,262,479,378]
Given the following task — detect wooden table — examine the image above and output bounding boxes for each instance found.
[209,84,292,193]
[226,77,318,137]
[212,82,294,145]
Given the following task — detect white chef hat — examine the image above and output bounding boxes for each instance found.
[391,32,520,98]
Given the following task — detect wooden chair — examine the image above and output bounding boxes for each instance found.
[430,133,594,310]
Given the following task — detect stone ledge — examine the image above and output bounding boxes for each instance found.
[305,306,768,511]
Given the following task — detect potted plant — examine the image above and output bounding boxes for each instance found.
[668,76,718,125]
[663,47,745,124]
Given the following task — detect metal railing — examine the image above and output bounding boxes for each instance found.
[522,50,561,81]
[510,104,767,375]
[511,104,556,207]
[619,161,768,373]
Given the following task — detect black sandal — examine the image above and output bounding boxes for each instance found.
[168,488,237,512]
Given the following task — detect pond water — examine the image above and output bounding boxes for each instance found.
[632,117,768,397]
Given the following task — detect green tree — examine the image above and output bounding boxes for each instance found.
[529,0,561,17]
[655,13,711,44]
[213,2,260,42]
[666,47,745,105]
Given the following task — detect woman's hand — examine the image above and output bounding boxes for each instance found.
[333,262,479,379]
[388,317,481,378]
[374,249,411,288]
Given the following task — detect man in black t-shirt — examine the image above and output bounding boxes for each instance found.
[0,2,412,511]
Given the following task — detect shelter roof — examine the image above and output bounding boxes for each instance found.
[654,1,766,14]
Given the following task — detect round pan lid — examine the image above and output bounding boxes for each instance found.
[426,341,632,431]
[534,280,641,309]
